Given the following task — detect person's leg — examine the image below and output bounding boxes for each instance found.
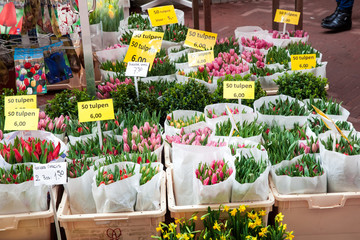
[321,0,353,31]
[322,1,341,23]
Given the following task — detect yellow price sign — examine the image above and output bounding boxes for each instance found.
[291,54,316,71]
[312,105,349,142]
[147,5,178,27]
[5,95,37,111]
[188,50,214,67]
[223,81,255,99]
[274,9,301,25]
[5,108,39,131]
[124,31,164,70]
[184,29,217,51]
[78,99,115,123]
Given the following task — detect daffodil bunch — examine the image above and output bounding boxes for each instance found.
[100,0,124,32]
[152,214,199,240]
[195,159,233,185]
[166,113,205,129]
[258,98,309,116]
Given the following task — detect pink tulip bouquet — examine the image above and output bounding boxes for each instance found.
[195,159,233,185]
[241,49,265,68]
[38,111,68,134]
[206,106,245,119]
[0,130,3,141]
[240,36,273,50]
[269,30,309,39]
[97,77,133,99]
[206,50,250,77]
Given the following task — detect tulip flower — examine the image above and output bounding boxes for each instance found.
[196,159,232,185]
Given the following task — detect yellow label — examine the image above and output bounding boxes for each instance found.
[184,29,217,51]
[5,108,39,131]
[147,5,178,27]
[188,50,214,67]
[274,9,301,25]
[291,54,316,71]
[223,81,255,99]
[312,105,349,142]
[78,99,115,123]
[5,95,37,111]
[124,31,164,70]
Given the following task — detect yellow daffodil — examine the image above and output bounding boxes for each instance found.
[239,205,246,213]
[108,4,113,9]
[254,217,262,227]
[275,212,284,223]
[248,222,256,229]
[247,212,257,220]
[223,205,230,212]
[213,220,221,231]
[192,215,198,221]
[230,208,237,216]
[108,9,114,19]
[220,236,226,240]
[183,233,190,240]
[156,223,162,232]
[246,236,257,240]
[176,233,182,238]
[259,227,268,237]
[258,210,266,216]
[286,231,294,240]
[163,231,170,239]
[169,223,177,232]
[279,223,287,231]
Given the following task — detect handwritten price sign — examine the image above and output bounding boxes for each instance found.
[223,81,255,99]
[291,54,316,71]
[184,29,217,51]
[274,9,301,25]
[34,162,67,186]
[5,95,37,111]
[5,108,39,131]
[78,99,115,123]
[188,50,214,67]
[148,5,178,27]
[125,62,150,77]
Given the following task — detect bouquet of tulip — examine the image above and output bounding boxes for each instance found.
[308,117,352,135]
[235,154,267,184]
[166,113,205,129]
[96,163,136,186]
[101,118,122,133]
[306,97,342,115]
[265,46,291,66]
[119,30,133,45]
[213,36,240,56]
[127,13,151,30]
[196,159,233,185]
[122,122,163,153]
[179,67,213,84]
[215,119,265,138]
[240,36,273,50]
[229,142,264,155]
[155,23,188,42]
[38,112,67,134]
[121,109,161,132]
[321,132,360,155]
[98,152,158,168]
[165,127,226,147]
[97,77,133,99]
[287,42,320,58]
[104,43,127,50]
[139,163,160,185]
[147,57,176,77]
[250,65,283,77]
[66,120,94,137]
[0,136,62,164]
[170,45,188,53]
[0,164,34,184]
[173,53,188,63]
[276,154,323,177]
[0,130,3,141]
[206,50,250,77]
[100,60,127,74]
[67,135,122,159]
[258,97,309,116]
[206,106,245,119]
[269,29,309,39]
[296,137,320,155]
[241,49,265,68]
[67,158,93,179]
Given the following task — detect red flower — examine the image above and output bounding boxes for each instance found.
[52,142,61,159]
[24,62,32,69]
[13,149,22,163]
[137,156,142,164]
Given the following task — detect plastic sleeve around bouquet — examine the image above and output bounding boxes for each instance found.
[253,94,309,129]
[192,152,235,205]
[91,162,140,213]
[271,153,326,194]
[164,110,206,136]
[231,149,270,202]
[135,162,164,211]
[319,131,360,192]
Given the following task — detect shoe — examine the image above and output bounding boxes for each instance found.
[322,7,339,23]
[321,10,352,31]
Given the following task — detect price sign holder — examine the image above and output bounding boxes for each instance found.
[291,54,316,71]
[124,31,164,70]
[147,5,178,27]
[5,108,39,131]
[33,162,67,240]
[125,62,150,99]
[184,28,217,51]
[274,9,301,34]
[78,99,115,149]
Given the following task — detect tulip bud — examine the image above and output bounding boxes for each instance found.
[39,111,46,119]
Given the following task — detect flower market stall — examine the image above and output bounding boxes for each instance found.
[0,1,360,240]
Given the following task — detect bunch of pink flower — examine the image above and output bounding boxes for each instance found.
[38,111,68,134]
[269,30,309,39]
[288,30,309,38]
[206,50,249,77]
[165,127,226,147]
[207,107,240,119]
[216,36,238,46]
[298,141,319,154]
[105,44,127,50]
[241,49,265,68]
[97,77,133,99]
[122,122,162,153]
[240,36,273,50]
[0,130,3,141]
[195,159,233,185]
